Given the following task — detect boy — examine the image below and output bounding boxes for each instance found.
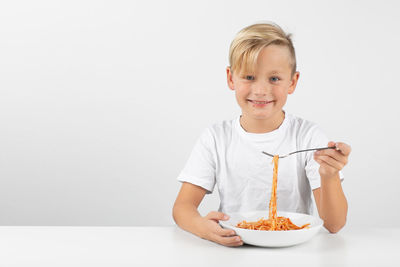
[172,22,350,247]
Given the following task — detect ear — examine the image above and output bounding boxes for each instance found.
[226,67,235,91]
[288,71,300,95]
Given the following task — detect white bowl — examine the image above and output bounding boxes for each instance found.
[219,210,323,247]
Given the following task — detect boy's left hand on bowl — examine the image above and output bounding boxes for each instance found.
[314,141,351,177]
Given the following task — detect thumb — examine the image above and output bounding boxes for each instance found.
[206,211,230,221]
[328,141,337,150]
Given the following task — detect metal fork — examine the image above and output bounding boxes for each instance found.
[262,146,336,159]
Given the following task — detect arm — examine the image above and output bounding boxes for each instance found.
[172,182,243,246]
[313,141,351,233]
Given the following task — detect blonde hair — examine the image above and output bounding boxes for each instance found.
[229,22,297,77]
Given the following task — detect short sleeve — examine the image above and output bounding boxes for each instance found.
[303,125,344,190]
[177,128,216,193]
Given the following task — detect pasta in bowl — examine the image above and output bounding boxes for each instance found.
[220,210,323,247]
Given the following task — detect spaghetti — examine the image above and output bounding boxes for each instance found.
[236,155,310,231]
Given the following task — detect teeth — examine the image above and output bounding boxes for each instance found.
[253,101,268,104]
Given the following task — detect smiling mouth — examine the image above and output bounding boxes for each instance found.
[247,100,275,104]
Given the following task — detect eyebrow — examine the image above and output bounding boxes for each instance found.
[268,71,281,74]
[242,70,283,76]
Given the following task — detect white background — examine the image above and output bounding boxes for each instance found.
[0,0,399,227]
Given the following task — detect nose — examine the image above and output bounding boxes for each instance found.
[253,81,271,96]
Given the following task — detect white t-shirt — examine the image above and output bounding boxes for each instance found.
[177,112,343,215]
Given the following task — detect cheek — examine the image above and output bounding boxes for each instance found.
[272,86,289,100]
[235,86,250,99]
[235,92,248,106]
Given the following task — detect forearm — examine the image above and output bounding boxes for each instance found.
[172,202,204,237]
[319,174,348,233]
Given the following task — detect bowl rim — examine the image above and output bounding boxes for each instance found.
[219,210,323,232]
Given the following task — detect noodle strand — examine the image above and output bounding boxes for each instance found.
[236,155,310,231]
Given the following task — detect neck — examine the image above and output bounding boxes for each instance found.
[240,111,285,133]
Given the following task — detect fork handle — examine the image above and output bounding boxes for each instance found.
[289,146,336,155]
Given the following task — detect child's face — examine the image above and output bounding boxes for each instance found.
[227,45,299,121]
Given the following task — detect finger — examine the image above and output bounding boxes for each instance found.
[220,240,243,247]
[334,142,352,156]
[230,241,244,247]
[206,211,229,221]
[213,234,243,247]
[315,155,344,170]
[315,148,347,165]
[215,227,236,237]
[328,141,336,148]
[328,141,342,153]
[314,156,337,172]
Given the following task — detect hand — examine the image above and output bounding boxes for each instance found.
[198,211,243,247]
[314,141,351,178]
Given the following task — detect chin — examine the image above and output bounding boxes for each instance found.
[246,108,282,120]
[249,113,273,120]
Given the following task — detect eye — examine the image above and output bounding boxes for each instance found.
[245,75,255,80]
[270,76,280,82]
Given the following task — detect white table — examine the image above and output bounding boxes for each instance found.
[0,226,398,266]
